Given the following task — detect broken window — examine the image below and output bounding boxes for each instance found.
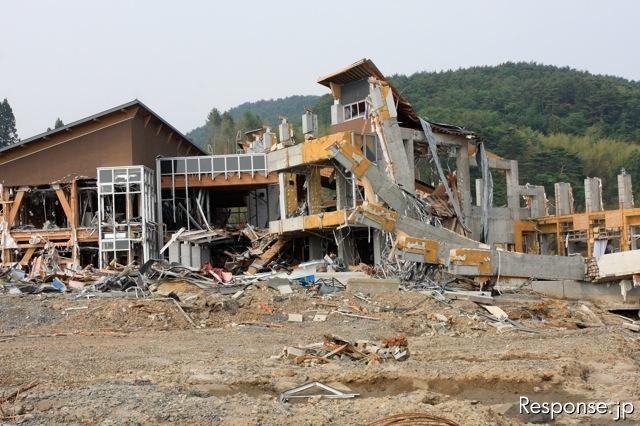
[343,100,366,121]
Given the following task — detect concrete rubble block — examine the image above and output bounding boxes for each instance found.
[312,313,327,322]
[434,313,449,323]
[622,322,640,332]
[288,313,303,322]
[595,250,640,280]
[285,347,307,358]
[278,285,293,295]
[531,279,640,305]
[449,248,586,281]
[346,277,399,296]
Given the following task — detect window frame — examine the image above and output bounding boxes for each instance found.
[343,100,367,122]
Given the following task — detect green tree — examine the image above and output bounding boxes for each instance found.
[237,111,262,133]
[0,98,19,147]
[54,117,64,129]
[217,112,235,154]
[206,108,222,128]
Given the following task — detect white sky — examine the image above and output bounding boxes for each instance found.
[1,0,638,138]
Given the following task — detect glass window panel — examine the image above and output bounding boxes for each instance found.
[213,157,225,172]
[175,159,186,173]
[344,105,352,120]
[187,159,199,173]
[114,169,128,183]
[199,158,212,172]
[226,156,238,171]
[128,168,141,182]
[115,240,129,250]
[239,156,252,171]
[98,169,112,183]
[160,160,173,175]
[253,155,265,170]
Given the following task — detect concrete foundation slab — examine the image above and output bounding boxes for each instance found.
[595,250,640,280]
[531,280,640,305]
[346,277,399,295]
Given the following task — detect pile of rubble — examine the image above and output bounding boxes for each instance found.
[283,334,409,365]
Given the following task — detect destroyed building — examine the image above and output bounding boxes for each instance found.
[2,59,640,305]
[0,100,203,268]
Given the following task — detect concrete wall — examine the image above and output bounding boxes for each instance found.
[468,206,513,245]
[340,80,369,105]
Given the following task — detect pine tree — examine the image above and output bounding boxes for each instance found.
[0,98,19,147]
[54,118,64,129]
[219,112,236,154]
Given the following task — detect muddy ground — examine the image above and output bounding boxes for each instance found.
[1,283,639,425]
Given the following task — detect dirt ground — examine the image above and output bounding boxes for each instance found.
[1,283,639,425]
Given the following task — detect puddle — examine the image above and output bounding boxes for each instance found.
[345,376,585,406]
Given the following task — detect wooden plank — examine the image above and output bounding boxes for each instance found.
[161,173,278,189]
[19,247,36,266]
[484,305,509,321]
[7,190,25,227]
[70,179,79,265]
[70,180,78,227]
[55,188,73,224]
[160,227,185,254]
[247,238,287,274]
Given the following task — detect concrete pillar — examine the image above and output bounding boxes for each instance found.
[554,182,574,216]
[308,236,323,260]
[306,167,322,215]
[403,138,416,194]
[618,172,634,209]
[529,186,548,218]
[267,184,280,222]
[369,80,414,193]
[372,229,384,266]
[506,160,520,220]
[336,228,356,266]
[278,173,298,219]
[584,177,603,213]
[335,168,353,210]
[475,179,484,207]
[456,140,472,217]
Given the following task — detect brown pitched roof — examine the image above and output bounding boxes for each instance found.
[0,99,204,155]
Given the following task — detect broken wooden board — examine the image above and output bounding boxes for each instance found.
[483,305,509,321]
[247,237,288,274]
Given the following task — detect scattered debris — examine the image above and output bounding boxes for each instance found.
[282,335,409,364]
[288,313,303,323]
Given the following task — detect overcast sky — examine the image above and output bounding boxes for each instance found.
[1,0,638,138]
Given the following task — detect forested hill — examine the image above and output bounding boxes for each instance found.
[188,62,640,208]
[391,62,640,142]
